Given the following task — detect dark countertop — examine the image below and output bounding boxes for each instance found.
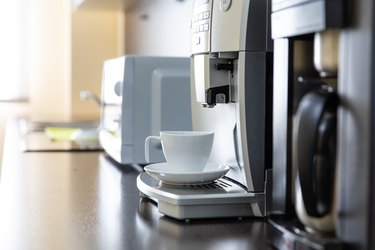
[0,120,273,250]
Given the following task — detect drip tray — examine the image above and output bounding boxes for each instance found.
[136,172,265,220]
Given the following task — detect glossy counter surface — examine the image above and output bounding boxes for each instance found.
[0,121,272,250]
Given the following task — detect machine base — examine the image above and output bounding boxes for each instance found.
[136,172,266,220]
[267,216,343,250]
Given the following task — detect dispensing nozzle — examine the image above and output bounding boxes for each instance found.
[204,85,230,108]
[193,54,234,108]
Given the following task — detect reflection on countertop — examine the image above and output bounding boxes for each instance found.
[137,197,271,250]
[17,118,102,152]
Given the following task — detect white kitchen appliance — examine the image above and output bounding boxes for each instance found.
[137,0,273,220]
[99,55,192,165]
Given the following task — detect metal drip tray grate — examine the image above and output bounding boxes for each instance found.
[137,172,266,219]
[184,179,233,190]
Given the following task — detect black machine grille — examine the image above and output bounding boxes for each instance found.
[185,179,233,190]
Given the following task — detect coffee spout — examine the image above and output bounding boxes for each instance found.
[203,85,230,108]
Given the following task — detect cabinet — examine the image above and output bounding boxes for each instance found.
[71,0,138,10]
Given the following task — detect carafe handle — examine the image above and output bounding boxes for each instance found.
[295,89,338,217]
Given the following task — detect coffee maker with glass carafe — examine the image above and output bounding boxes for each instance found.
[268,0,375,249]
[137,0,273,220]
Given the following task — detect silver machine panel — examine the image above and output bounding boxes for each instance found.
[266,0,375,249]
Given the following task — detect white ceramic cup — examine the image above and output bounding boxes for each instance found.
[145,131,214,172]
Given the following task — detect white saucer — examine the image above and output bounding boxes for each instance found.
[144,163,230,185]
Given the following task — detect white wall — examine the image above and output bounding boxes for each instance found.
[28,0,72,120]
[71,10,125,120]
[125,0,193,56]
[0,0,71,173]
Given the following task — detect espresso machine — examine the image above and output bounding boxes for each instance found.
[268,0,375,249]
[137,0,273,219]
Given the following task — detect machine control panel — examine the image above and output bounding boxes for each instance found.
[192,11,210,33]
[191,0,212,54]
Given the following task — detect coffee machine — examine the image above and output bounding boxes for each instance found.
[137,0,273,220]
[268,0,375,249]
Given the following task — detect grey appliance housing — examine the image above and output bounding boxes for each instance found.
[99,56,192,165]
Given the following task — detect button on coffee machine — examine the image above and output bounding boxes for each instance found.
[137,0,273,219]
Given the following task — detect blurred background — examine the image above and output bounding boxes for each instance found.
[0,0,193,168]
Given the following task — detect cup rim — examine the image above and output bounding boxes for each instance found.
[160,131,214,136]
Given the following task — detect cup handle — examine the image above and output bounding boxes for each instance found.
[144,136,161,163]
